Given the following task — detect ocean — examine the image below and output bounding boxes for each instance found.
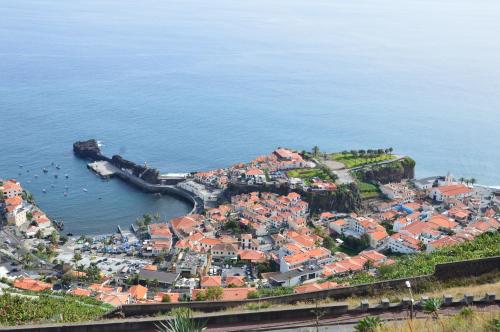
[1,0,499,234]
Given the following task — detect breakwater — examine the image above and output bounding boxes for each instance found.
[73,139,202,214]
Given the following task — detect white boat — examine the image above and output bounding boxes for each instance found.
[83,188,88,192]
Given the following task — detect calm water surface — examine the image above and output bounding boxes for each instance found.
[1,0,499,234]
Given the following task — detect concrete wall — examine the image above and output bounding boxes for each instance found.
[4,298,498,332]
[118,256,500,317]
[434,256,500,280]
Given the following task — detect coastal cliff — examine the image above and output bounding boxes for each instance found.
[354,157,416,185]
[224,182,362,213]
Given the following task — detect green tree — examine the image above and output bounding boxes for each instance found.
[35,230,43,239]
[470,178,477,186]
[312,146,320,158]
[72,252,82,264]
[205,286,223,301]
[162,294,171,303]
[85,263,101,282]
[195,291,207,301]
[49,231,58,245]
[322,236,336,253]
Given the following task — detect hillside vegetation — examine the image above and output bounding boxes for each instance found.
[0,290,112,326]
[331,232,500,285]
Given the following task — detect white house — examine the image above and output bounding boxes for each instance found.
[245,168,266,184]
[0,180,23,199]
[387,233,421,254]
[429,184,472,202]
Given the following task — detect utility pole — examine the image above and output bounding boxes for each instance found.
[406,280,414,320]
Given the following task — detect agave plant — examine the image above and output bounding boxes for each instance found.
[422,297,444,331]
[155,308,206,332]
[354,316,382,332]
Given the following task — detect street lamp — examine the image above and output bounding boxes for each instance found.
[405,280,414,320]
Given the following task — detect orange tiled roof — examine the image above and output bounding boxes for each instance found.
[14,278,51,292]
[225,276,246,287]
[129,284,148,300]
[69,288,92,297]
[200,276,222,288]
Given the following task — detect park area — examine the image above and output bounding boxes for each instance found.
[286,168,333,185]
[330,152,395,169]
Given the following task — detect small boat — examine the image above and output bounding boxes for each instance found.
[51,184,55,188]
[51,162,55,166]
[83,188,88,192]
[98,197,102,200]
[42,168,48,173]
[54,174,58,178]
[34,174,38,178]
[42,189,46,193]
[65,174,69,179]
[19,164,23,168]
[18,172,22,176]
[26,169,30,173]
[64,192,68,197]
[56,165,61,170]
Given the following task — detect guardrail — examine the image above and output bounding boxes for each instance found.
[116,255,500,317]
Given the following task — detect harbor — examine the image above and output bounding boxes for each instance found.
[87,161,119,179]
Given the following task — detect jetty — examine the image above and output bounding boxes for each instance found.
[74,139,206,214]
[88,161,119,179]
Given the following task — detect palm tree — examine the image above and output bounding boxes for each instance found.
[470,178,477,186]
[312,146,320,158]
[459,177,465,183]
[354,316,382,332]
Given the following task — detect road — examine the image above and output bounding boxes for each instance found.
[319,155,407,184]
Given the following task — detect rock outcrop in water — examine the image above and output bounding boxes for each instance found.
[73,139,107,161]
[73,139,160,184]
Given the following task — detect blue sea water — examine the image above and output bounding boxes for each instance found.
[1,0,499,234]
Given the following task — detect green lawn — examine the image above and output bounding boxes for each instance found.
[330,153,395,169]
[287,168,333,185]
[358,181,380,199]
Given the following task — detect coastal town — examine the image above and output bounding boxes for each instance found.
[1,146,499,311]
